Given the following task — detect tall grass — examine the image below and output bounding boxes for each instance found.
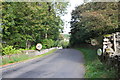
[77,45,117,78]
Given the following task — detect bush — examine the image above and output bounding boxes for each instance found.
[2,45,21,55]
[49,39,54,47]
[42,45,47,49]
[60,40,69,48]
[30,45,36,50]
[41,39,54,49]
[54,40,59,47]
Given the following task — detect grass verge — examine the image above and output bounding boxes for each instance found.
[76,45,117,78]
[1,49,57,66]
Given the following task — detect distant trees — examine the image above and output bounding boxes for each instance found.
[2,2,68,49]
[70,2,119,46]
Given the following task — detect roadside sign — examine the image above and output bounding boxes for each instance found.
[97,48,102,56]
[36,43,42,50]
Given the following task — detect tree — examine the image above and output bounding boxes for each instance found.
[2,2,68,49]
[70,2,119,46]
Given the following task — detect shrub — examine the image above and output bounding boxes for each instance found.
[49,39,54,47]
[54,40,59,47]
[60,40,69,48]
[30,45,36,50]
[2,45,21,55]
[42,45,47,49]
[41,39,54,49]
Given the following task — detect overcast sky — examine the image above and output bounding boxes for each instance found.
[61,0,84,34]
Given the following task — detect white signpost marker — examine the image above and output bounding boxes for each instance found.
[36,43,42,51]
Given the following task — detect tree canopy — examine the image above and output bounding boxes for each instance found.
[2,2,68,49]
[70,2,119,46]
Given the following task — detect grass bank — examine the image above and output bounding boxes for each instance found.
[1,49,57,66]
[76,45,116,78]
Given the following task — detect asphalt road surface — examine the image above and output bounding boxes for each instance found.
[1,49,85,78]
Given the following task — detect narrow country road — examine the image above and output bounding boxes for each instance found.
[1,49,85,78]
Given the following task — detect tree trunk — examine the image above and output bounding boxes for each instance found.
[26,39,28,49]
[26,40,31,49]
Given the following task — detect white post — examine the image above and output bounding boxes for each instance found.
[113,34,117,54]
